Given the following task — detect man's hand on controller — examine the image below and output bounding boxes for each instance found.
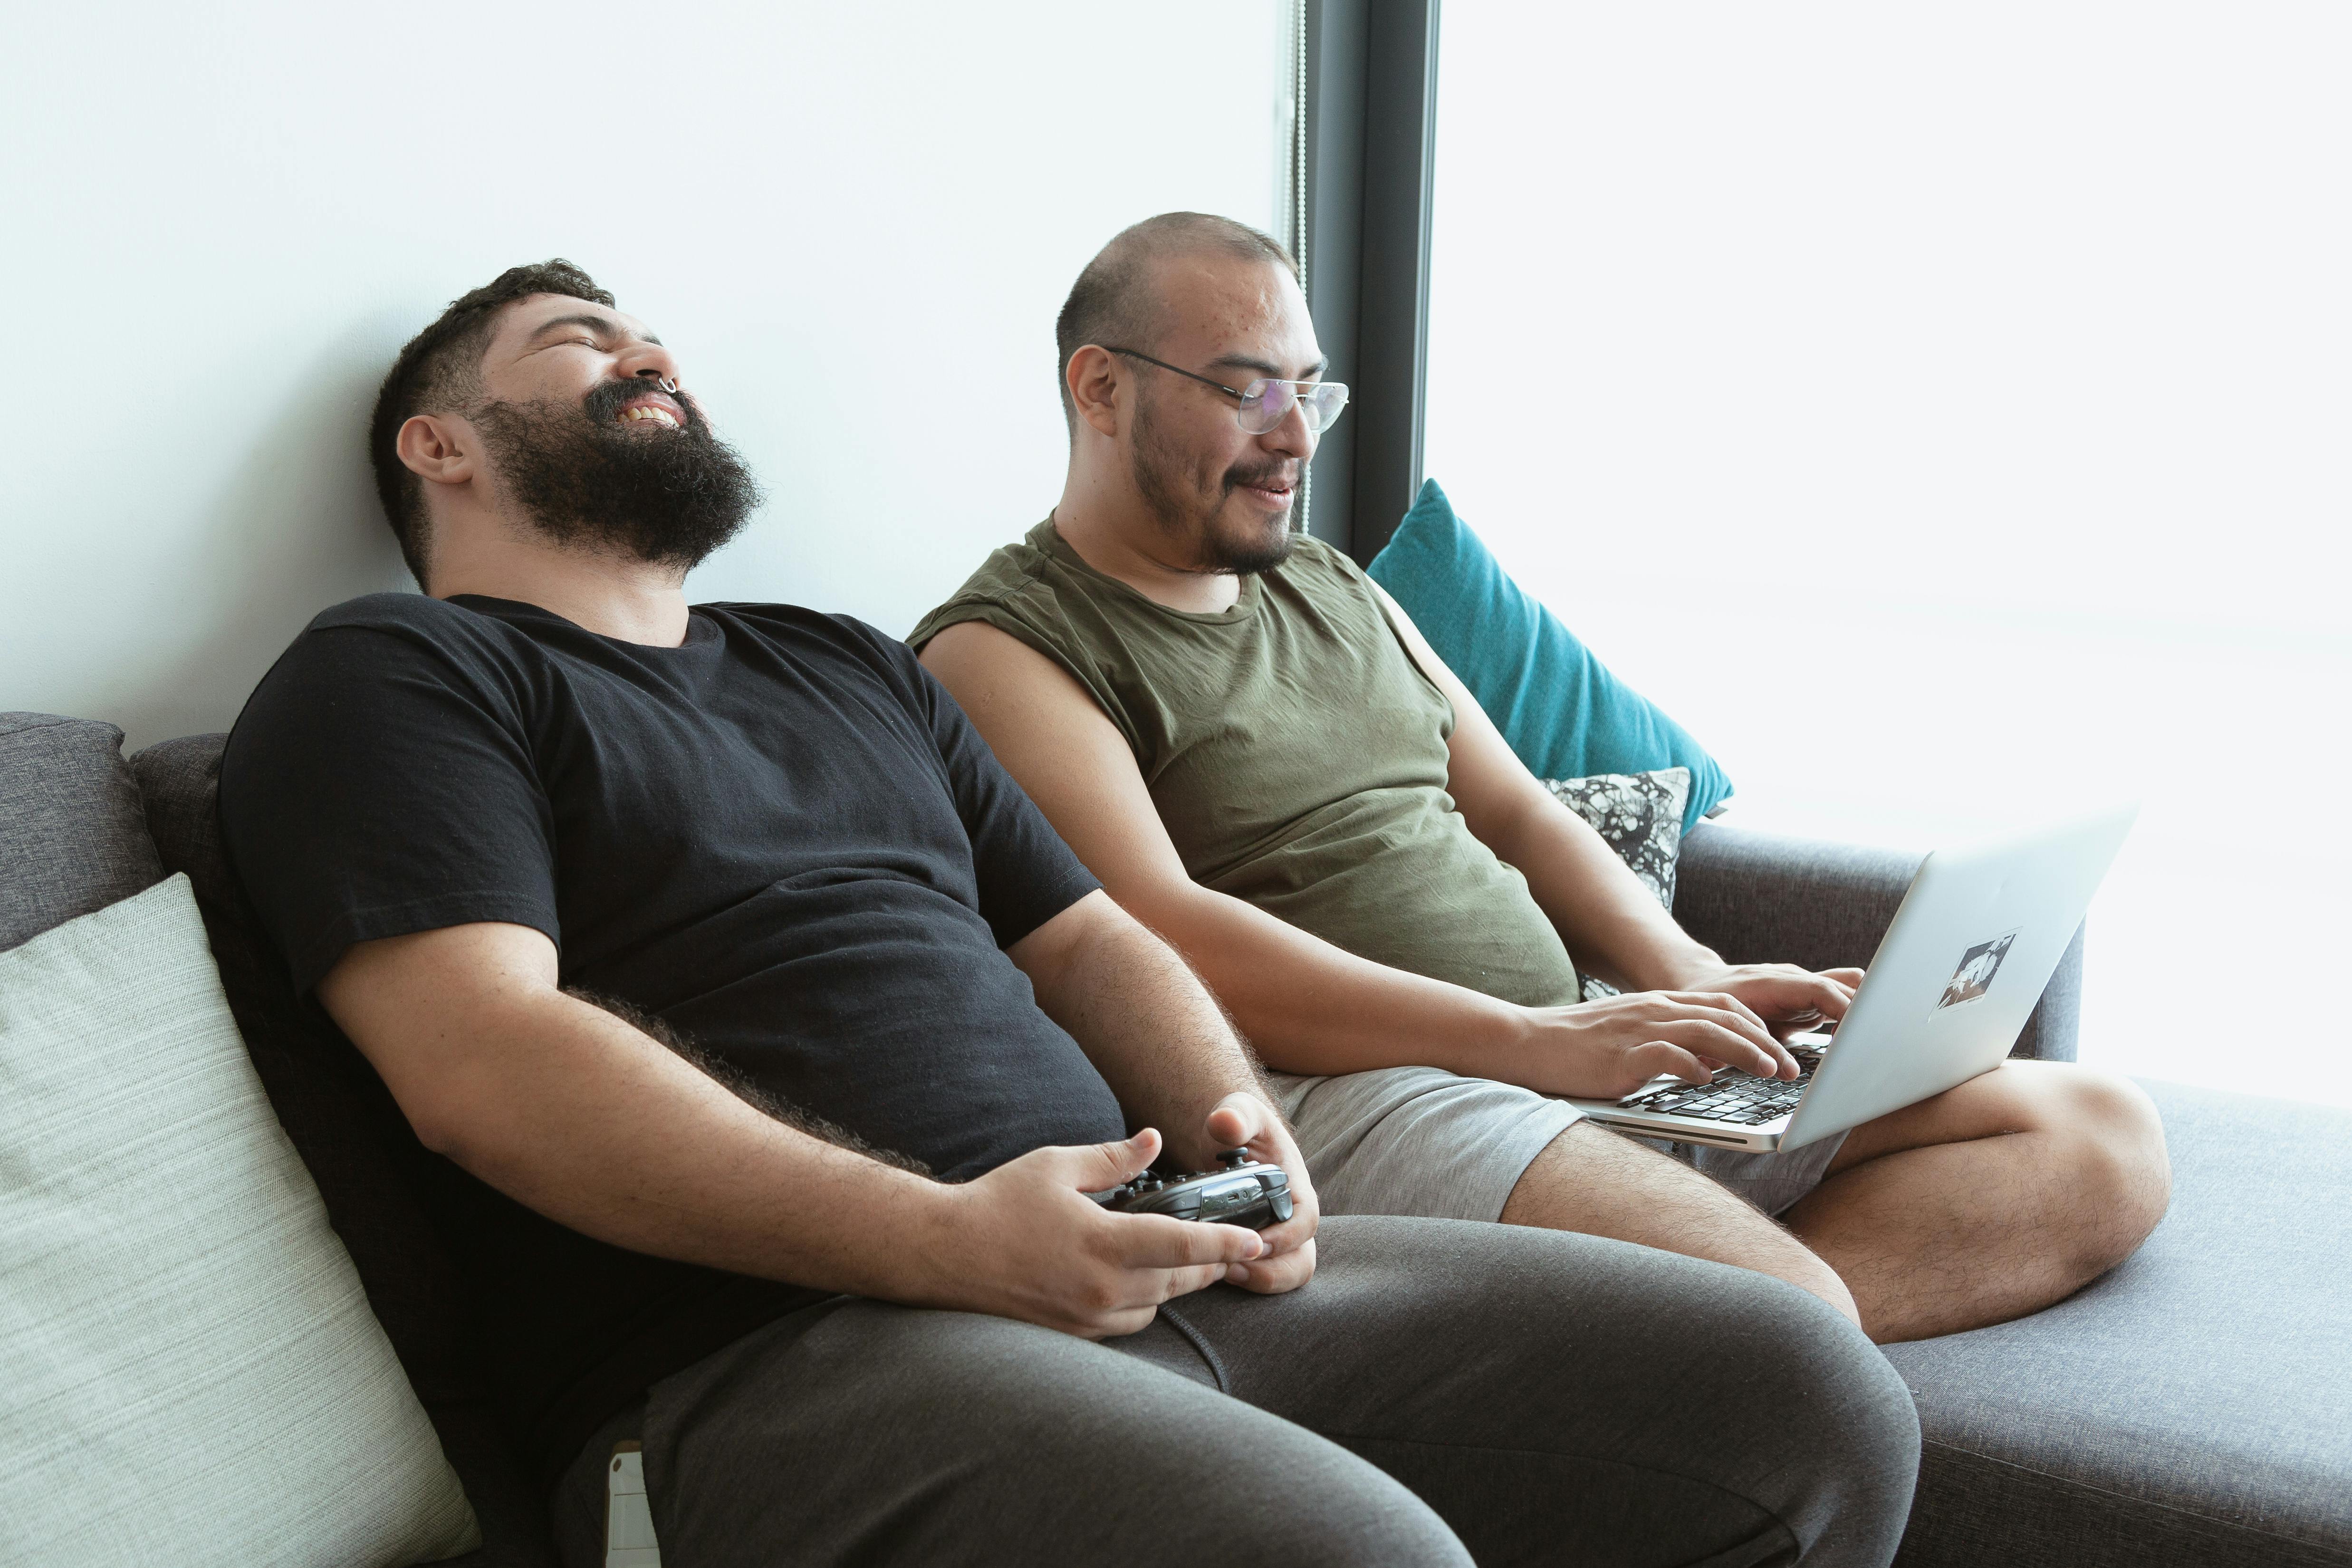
[917,1110,1313,1340]
[1195,1090,1318,1296]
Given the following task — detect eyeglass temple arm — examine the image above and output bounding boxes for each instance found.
[1102,346,1248,401]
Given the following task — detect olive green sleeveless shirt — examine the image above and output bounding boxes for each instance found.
[910,520,1580,1008]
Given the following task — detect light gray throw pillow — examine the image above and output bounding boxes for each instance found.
[0,875,480,1567]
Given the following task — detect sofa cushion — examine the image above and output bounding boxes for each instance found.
[131,734,557,1568]
[0,875,480,1566]
[1541,767,1690,1002]
[1546,766,1690,912]
[0,713,164,952]
[1886,1079,2352,1567]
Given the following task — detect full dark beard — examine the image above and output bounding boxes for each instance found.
[1130,390,1298,576]
[471,380,765,571]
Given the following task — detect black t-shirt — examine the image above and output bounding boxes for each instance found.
[221,592,1125,1479]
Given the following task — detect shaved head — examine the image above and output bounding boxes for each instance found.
[1055,212,1299,433]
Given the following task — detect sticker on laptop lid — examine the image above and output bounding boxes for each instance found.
[1935,931,2018,1012]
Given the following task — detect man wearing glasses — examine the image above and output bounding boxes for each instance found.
[913,212,2170,1347]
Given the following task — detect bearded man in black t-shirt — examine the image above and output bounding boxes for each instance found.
[220,260,1921,1568]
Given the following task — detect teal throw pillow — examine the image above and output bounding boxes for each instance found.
[1366,478,1732,833]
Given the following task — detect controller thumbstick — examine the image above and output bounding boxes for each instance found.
[1219,1148,1250,1168]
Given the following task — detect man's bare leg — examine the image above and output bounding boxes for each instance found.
[1499,1121,1862,1324]
[1496,1061,2169,1342]
[1783,1060,2170,1343]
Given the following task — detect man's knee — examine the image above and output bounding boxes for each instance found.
[1529,1231,1919,1562]
[1980,1063,2169,1205]
[1917,1062,2171,1268]
[1261,1216,1916,1565]
[2043,1066,2171,1257]
[1748,1281,1922,1560]
[2054,1063,2168,1159]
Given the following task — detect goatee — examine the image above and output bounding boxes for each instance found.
[1131,390,1298,576]
[472,379,766,571]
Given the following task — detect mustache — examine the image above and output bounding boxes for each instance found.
[582,376,710,432]
[1222,459,1301,493]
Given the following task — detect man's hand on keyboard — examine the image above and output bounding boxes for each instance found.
[1655,962,1865,1041]
[1510,991,1804,1099]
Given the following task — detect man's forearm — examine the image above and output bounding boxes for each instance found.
[1077,881,1565,1084]
[1015,894,1276,1167]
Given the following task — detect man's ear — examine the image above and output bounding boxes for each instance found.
[1066,346,1125,442]
[395,412,478,487]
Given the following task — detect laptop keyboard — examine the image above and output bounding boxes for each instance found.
[1620,1047,1824,1125]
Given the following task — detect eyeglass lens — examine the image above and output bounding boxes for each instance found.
[1237,379,1350,435]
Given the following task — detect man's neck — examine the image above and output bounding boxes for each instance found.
[428,516,692,646]
[1052,469,1243,616]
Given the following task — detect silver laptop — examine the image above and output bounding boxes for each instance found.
[1566,804,2138,1152]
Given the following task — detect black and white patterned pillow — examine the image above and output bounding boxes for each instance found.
[1542,766,1690,1001]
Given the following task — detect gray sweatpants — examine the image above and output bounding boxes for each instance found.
[553,1215,1919,1568]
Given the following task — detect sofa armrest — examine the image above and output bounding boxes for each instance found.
[1674,819,2081,1063]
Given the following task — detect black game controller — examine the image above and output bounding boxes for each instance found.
[1092,1149,1295,1229]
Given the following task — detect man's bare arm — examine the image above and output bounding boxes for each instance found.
[1361,581,1713,991]
[921,621,1795,1097]
[1008,890,1265,1164]
[1008,889,1317,1293]
[317,920,1267,1337]
[1366,581,1863,1033]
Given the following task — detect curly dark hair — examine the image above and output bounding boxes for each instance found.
[368,260,613,587]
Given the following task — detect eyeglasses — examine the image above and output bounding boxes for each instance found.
[1104,347,1351,435]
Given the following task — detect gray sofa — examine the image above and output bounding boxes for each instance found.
[6,709,2348,1567]
[1679,823,2352,1568]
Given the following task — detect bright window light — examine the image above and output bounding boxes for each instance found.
[1423,5,2352,1106]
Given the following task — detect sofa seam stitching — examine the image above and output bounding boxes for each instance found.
[1,714,83,738]
[1921,1437,2349,1555]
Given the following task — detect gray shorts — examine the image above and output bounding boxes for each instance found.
[1271,1066,1850,1224]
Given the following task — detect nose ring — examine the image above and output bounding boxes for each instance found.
[657,377,680,394]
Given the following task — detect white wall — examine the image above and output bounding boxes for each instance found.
[1,1,1289,752]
